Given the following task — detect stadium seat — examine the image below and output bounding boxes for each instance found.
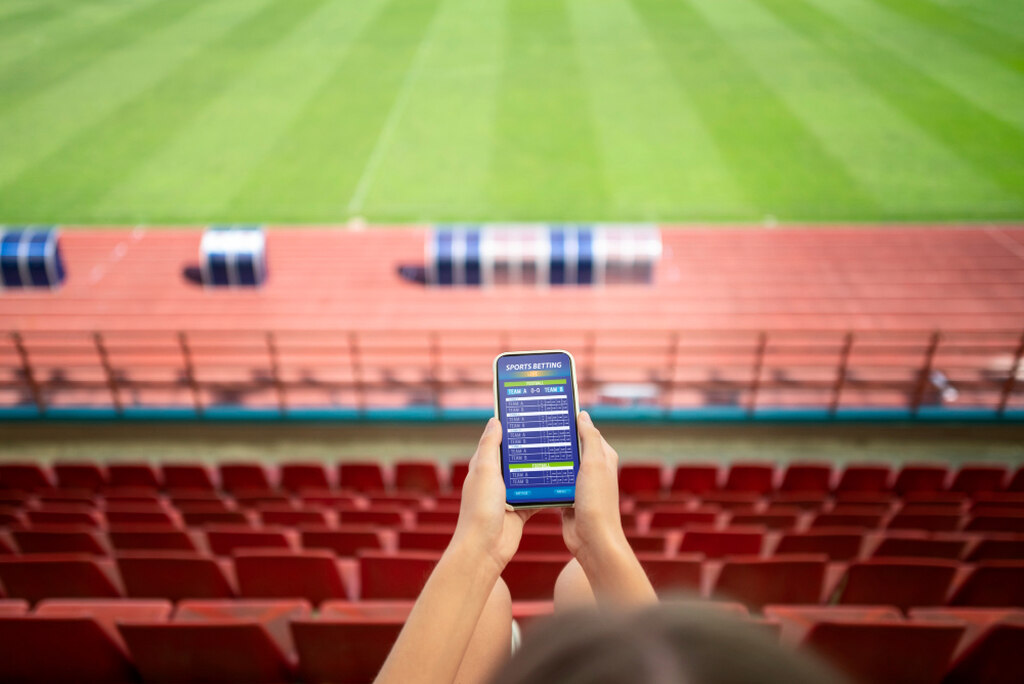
[338,506,407,527]
[636,554,702,594]
[713,556,827,611]
[519,531,568,554]
[280,463,331,492]
[25,506,99,527]
[339,463,387,492]
[416,508,460,526]
[670,464,720,494]
[965,512,1024,533]
[886,509,962,532]
[871,534,966,560]
[161,463,217,491]
[724,464,775,494]
[394,461,443,493]
[906,611,1024,684]
[300,526,384,557]
[0,555,122,602]
[107,464,161,490]
[836,464,892,493]
[205,526,292,555]
[0,615,139,682]
[182,507,251,527]
[397,528,454,552]
[618,464,664,495]
[678,528,763,558]
[0,463,53,491]
[835,559,958,611]
[949,561,1024,607]
[292,616,404,684]
[258,507,330,526]
[359,551,440,599]
[235,550,350,604]
[0,508,23,527]
[625,532,671,554]
[1009,466,1024,492]
[175,599,312,656]
[35,597,173,638]
[105,507,177,526]
[503,554,567,601]
[53,462,106,491]
[811,511,884,530]
[449,462,470,491]
[117,552,235,600]
[728,509,800,530]
[773,530,863,561]
[12,526,107,555]
[219,463,274,493]
[648,506,718,530]
[965,535,1024,562]
[119,621,295,683]
[950,465,1008,495]
[366,491,428,508]
[107,525,199,552]
[779,463,832,493]
[894,465,949,496]
[0,599,28,615]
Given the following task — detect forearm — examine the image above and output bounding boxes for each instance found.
[375,541,502,684]
[576,535,657,606]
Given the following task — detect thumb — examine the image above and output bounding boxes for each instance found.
[577,411,602,462]
[473,417,502,466]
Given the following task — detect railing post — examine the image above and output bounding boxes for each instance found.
[747,332,767,417]
[910,331,941,416]
[829,332,854,416]
[349,331,364,414]
[93,332,122,414]
[997,330,1024,416]
[11,331,45,414]
[266,332,287,416]
[178,331,203,416]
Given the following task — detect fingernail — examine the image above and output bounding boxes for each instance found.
[579,411,591,425]
[486,417,498,431]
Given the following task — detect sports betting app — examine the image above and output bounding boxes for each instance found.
[496,351,580,506]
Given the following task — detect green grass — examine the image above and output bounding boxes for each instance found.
[0,0,1022,223]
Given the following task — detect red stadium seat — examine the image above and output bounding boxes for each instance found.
[107,464,161,490]
[39,490,97,506]
[219,463,274,493]
[942,621,1024,684]
[679,528,763,558]
[965,535,1024,562]
[0,599,28,615]
[181,507,251,526]
[0,615,139,682]
[449,461,470,491]
[886,510,962,532]
[235,550,350,604]
[949,561,1024,607]
[394,461,442,493]
[636,553,702,594]
[0,555,122,602]
[779,463,832,493]
[105,507,177,526]
[670,464,720,494]
[724,463,775,494]
[714,556,827,610]
[1010,466,1024,492]
[625,532,671,554]
[161,463,217,491]
[206,526,292,555]
[648,506,718,530]
[320,599,414,619]
[339,463,387,492]
[119,620,295,683]
[728,510,800,530]
[618,464,664,495]
[338,506,406,527]
[12,526,107,555]
[107,525,199,552]
[292,616,404,684]
[35,598,173,637]
[300,526,384,557]
[117,552,235,600]
[175,599,312,655]
[280,463,331,492]
[0,506,24,526]
[519,531,568,554]
[25,506,99,527]
[53,462,106,491]
[503,554,567,601]
[416,508,460,526]
[774,530,863,561]
[871,534,966,560]
[258,507,330,526]
[359,551,440,599]
[965,512,1024,533]
[398,528,454,552]
[811,511,884,530]
[835,558,958,611]
[836,464,892,493]
[950,465,1008,495]
[0,463,53,491]
[894,464,949,496]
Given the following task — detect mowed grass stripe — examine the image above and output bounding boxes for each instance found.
[756,0,1024,206]
[689,0,1016,219]
[868,0,1024,73]
[567,0,749,220]
[0,0,250,195]
[93,0,388,223]
[630,0,876,220]
[0,0,64,39]
[0,0,331,221]
[929,0,1024,38]
[806,0,1024,133]
[487,0,609,221]
[226,0,444,222]
[354,0,507,221]
[0,0,183,118]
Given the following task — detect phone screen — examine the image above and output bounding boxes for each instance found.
[494,350,581,507]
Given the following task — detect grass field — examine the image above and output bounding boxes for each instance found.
[0,0,1022,224]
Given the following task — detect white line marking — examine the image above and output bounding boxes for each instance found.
[345,3,443,215]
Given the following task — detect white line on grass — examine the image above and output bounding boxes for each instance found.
[346,3,444,215]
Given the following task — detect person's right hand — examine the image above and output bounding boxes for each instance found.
[561,411,629,567]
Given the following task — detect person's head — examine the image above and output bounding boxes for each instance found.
[490,603,845,684]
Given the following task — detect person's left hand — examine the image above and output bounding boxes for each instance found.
[450,418,534,573]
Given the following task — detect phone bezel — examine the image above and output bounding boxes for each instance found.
[493,349,581,509]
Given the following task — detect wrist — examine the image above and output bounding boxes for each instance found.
[574,528,632,578]
[445,533,508,580]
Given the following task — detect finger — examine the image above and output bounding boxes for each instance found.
[471,417,502,470]
[600,435,619,468]
[577,411,603,464]
[515,508,538,525]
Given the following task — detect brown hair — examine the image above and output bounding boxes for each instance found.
[490,604,844,684]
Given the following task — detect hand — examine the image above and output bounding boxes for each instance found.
[449,418,534,573]
[562,411,629,567]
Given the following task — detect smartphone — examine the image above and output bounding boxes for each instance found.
[493,350,582,509]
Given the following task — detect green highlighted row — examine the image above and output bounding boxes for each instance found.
[509,461,574,470]
[504,379,567,387]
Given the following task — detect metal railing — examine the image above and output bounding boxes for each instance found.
[2,328,1023,417]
